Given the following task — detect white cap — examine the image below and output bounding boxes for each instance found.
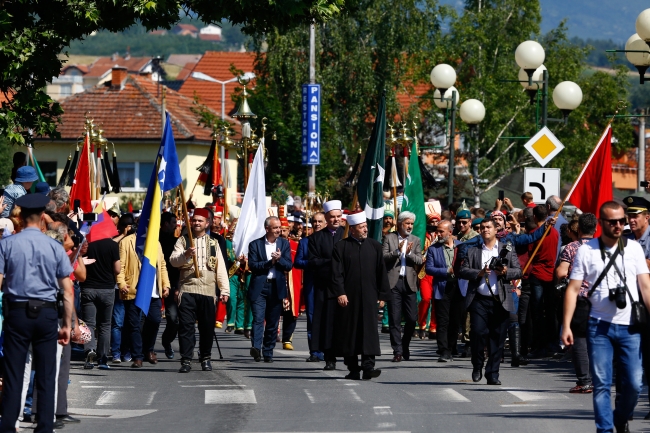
[307,223,312,228]
[287,215,294,222]
[286,196,294,206]
[341,214,347,220]
[347,212,366,226]
[323,200,342,213]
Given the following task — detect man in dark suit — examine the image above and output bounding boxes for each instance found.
[382,211,422,362]
[247,216,293,362]
[308,200,345,370]
[459,219,522,385]
[425,220,461,362]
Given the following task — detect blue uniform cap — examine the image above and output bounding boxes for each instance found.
[15,193,50,209]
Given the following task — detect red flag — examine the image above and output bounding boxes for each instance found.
[87,210,118,243]
[128,200,133,213]
[566,125,612,233]
[70,133,92,213]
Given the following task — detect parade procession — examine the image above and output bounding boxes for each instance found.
[5,2,650,433]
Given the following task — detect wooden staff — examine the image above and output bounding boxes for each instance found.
[178,182,200,278]
[343,189,358,239]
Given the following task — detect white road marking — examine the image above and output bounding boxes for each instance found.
[82,386,135,389]
[204,389,257,404]
[442,388,471,402]
[180,384,246,388]
[507,391,570,402]
[345,383,359,386]
[348,388,364,403]
[80,381,109,383]
[145,391,156,406]
[178,379,239,383]
[374,406,393,415]
[304,389,316,403]
[501,404,543,407]
[95,391,156,405]
[377,423,397,428]
[68,408,157,419]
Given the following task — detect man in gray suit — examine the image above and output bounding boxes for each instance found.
[459,219,521,385]
[382,211,422,362]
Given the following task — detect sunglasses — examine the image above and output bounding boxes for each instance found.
[458,220,470,225]
[601,218,626,227]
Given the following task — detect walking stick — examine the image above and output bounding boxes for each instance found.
[178,183,200,278]
[213,329,224,360]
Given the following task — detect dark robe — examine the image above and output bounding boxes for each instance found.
[329,236,391,357]
[308,226,345,352]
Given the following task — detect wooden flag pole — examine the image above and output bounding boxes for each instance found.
[178,182,200,278]
[343,189,358,239]
[519,103,623,277]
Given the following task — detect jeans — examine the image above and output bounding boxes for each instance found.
[142,297,162,353]
[123,299,144,361]
[587,317,642,432]
[250,280,283,358]
[111,290,126,359]
[81,288,115,363]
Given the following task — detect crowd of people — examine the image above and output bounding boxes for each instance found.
[1,154,650,432]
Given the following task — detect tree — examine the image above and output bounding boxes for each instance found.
[0,0,344,145]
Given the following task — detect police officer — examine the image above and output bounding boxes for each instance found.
[0,194,74,433]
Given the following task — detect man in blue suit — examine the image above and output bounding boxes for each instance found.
[247,216,293,362]
[294,211,327,362]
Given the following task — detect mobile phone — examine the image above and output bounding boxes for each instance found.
[73,199,81,212]
[498,190,505,201]
[641,181,649,188]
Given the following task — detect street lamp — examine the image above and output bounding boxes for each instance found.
[459,98,486,207]
[190,71,256,120]
[515,40,545,84]
[625,34,650,84]
[553,81,583,121]
[636,9,650,46]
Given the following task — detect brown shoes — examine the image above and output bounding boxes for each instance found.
[131,359,143,368]
[146,352,158,364]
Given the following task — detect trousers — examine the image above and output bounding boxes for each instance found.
[81,288,115,363]
[178,293,216,361]
[161,292,179,349]
[388,277,417,355]
[469,294,509,381]
[141,297,163,353]
[418,274,437,331]
[250,280,283,358]
[1,306,58,433]
[344,355,375,373]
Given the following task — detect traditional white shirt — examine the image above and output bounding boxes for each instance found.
[398,233,408,276]
[265,237,277,279]
[476,243,499,297]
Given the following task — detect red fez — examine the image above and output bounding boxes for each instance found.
[280,217,289,228]
[193,208,210,220]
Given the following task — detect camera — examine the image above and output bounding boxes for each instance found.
[641,181,649,188]
[488,241,512,270]
[608,286,627,309]
[555,278,569,292]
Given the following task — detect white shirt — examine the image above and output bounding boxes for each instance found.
[570,238,649,325]
[476,243,499,297]
[265,237,277,279]
[398,234,408,276]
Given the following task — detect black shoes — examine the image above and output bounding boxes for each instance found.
[53,418,65,429]
[56,415,81,424]
[243,330,251,339]
[178,360,191,373]
[225,326,234,333]
[306,355,321,362]
[84,350,97,369]
[392,354,403,362]
[615,422,630,433]
[362,369,381,380]
[472,369,482,382]
[418,329,426,339]
[250,347,262,362]
[201,359,212,371]
[234,329,244,335]
[381,327,390,334]
[345,371,361,380]
[487,378,502,385]
[163,344,175,359]
[263,356,274,363]
[403,347,410,361]
[438,352,453,363]
[323,361,336,370]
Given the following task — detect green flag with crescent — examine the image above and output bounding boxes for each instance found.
[400,139,426,244]
[357,94,386,242]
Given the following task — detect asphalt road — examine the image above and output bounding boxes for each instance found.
[47,317,650,433]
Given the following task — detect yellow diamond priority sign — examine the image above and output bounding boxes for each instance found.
[523,126,565,167]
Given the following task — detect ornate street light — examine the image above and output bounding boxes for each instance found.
[625,33,650,83]
[552,81,583,120]
[636,9,650,46]
[515,40,545,84]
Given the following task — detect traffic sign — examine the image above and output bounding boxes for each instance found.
[523,126,565,167]
[524,168,560,204]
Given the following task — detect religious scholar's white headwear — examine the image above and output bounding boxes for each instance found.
[323,200,342,213]
[347,212,366,226]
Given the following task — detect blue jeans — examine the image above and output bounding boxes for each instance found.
[111,290,125,359]
[250,280,283,358]
[587,317,643,432]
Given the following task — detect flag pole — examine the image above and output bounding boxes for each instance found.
[519,103,623,276]
[178,182,201,279]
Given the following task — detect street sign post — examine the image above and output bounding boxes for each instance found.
[524,167,561,204]
[523,126,565,167]
[301,84,320,165]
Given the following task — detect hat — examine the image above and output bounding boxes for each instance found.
[427,213,441,224]
[384,210,395,219]
[193,208,210,220]
[35,181,50,195]
[214,205,223,216]
[472,218,484,226]
[491,210,505,219]
[323,200,342,213]
[15,166,38,183]
[456,209,471,220]
[287,215,295,222]
[15,193,50,210]
[280,217,289,228]
[347,211,366,226]
[624,196,650,214]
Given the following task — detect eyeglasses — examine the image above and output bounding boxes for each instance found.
[601,218,626,226]
[458,220,470,225]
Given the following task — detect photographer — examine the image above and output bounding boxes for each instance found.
[459,219,522,385]
[562,201,650,433]
[555,213,596,394]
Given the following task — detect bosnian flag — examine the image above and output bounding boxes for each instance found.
[134,113,182,315]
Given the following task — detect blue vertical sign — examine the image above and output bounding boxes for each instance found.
[302,84,320,165]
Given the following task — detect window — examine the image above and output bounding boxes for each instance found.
[117,162,154,191]
[38,161,57,186]
[60,84,72,97]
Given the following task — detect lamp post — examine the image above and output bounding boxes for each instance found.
[459,99,486,207]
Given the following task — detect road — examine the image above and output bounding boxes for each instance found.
[50,317,650,433]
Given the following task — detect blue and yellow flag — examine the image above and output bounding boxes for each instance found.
[134,113,182,314]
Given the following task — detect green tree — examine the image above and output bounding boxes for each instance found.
[0,0,344,145]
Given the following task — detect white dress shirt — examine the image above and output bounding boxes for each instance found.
[265,237,277,279]
[398,234,408,276]
[477,243,499,297]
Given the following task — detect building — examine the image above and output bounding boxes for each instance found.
[170,24,198,38]
[199,24,222,42]
[34,67,241,208]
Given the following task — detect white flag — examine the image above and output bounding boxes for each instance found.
[232,143,267,258]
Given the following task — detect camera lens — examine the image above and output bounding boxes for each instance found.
[615,286,627,310]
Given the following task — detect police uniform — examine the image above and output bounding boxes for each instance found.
[0,194,73,433]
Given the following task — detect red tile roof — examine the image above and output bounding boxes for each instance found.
[175,62,197,81]
[48,73,232,143]
[173,24,198,32]
[62,65,90,75]
[179,51,256,116]
[199,34,222,42]
[84,56,151,78]
[396,82,431,112]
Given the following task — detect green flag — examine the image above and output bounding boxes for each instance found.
[28,147,47,193]
[357,94,386,241]
[401,139,426,244]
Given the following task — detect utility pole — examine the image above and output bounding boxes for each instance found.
[307,23,316,197]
